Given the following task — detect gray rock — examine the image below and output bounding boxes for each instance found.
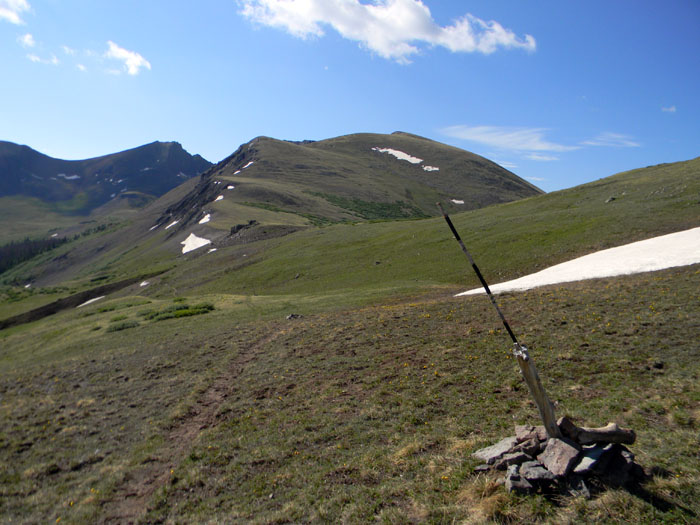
[505,464,533,494]
[574,443,615,475]
[494,451,533,470]
[520,460,556,483]
[515,425,548,443]
[538,438,581,477]
[513,438,541,456]
[506,464,520,479]
[472,436,518,465]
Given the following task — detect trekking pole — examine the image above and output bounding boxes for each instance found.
[437,203,561,439]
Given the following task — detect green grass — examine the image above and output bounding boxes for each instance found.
[0,197,83,244]
[0,267,698,523]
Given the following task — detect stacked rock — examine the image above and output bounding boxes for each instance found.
[472,417,643,497]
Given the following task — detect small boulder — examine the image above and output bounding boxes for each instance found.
[513,438,542,456]
[494,451,533,471]
[520,460,556,484]
[538,438,581,477]
[472,436,518,465]
[574,443,615,475]
[505,464,533,494]
[515,425,548,443]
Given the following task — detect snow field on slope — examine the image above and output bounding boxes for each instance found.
[458,227,700,296]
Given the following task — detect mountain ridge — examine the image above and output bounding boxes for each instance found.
[0,140,212,215]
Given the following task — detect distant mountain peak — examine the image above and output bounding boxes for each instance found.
[0,140,212,214]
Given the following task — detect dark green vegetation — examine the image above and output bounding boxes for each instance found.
[0,145,698,523]
[310,192,430,220]
[0,140,211,234]
[0,236,69,274]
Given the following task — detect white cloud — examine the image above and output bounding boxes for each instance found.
[495,160,517,169]
[661,105,677,113]
[104,41,151,75]
[526,153,559,161]
[17,32,34,47]
[581,132,640,148]
[442,125,577,153]
[62,45,76,55]
[0,0,30,24]
[526,176,545,182]
[76,63,87,72]
[27,53,59,65]
[239,0,535,64]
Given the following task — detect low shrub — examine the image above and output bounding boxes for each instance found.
[106,320,139,332]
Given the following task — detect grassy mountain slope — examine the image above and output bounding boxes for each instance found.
[112,154,700,303]
[0,155,698,523]
[199,131,541,224]
[1,154,698,315]
[0,131,542,290]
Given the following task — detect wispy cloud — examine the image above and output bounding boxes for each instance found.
[0,0,30,24]
[27,53,59,65]
[661,105,677,113]
[62,45,76,55]
[526,153,559,161]
[17,32,34,47]
[104,41,151,75]
[238,0,535,64]
[442,125,577,153]
[76,63,87,72]
[581,132,640,148]
[527,176,545,182]
[495,160,517,169]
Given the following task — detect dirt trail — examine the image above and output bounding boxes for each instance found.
[100,328,284,524]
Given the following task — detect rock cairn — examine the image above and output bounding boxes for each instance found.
[472,417,643,497]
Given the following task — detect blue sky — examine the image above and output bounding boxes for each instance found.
[1,0,698,192]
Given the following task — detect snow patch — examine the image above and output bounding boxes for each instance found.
[372,147,423,164]
[24,283,31,289]
[207,248,217,253]
[165,220,179,230]
[423,165,440,172]
[451,199,465,205]
[458,227,700,296]
[51,233,59,238]
[77,296,105,308]
[181,233,212,254]
[214,195,224,202]
[149,224,159,231]
[234,170,241,175]
[199,213,211,224]
[227,185,235,190]
[140,281,149,287]
[57,173,80,180]
[242,161,254,169]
